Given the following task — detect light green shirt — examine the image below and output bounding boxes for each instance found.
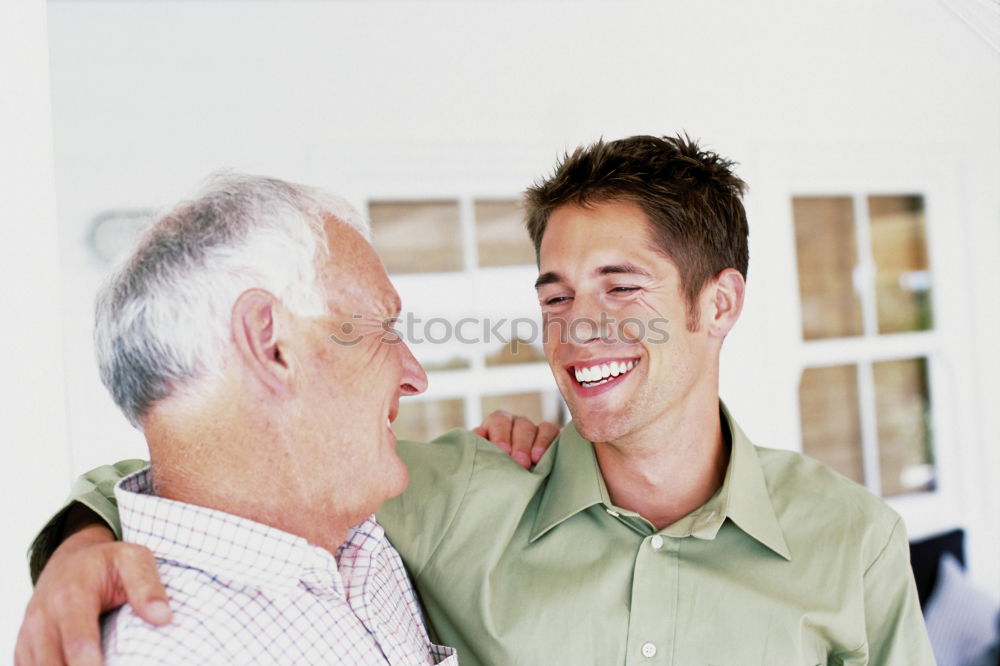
[379,407,933,665]
[32,407,934,666]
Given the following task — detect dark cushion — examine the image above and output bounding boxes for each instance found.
[909,528,965,609]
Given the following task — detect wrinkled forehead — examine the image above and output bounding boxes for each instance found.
[321,220,401,316]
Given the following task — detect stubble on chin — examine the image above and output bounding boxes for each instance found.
[569,406,630,446]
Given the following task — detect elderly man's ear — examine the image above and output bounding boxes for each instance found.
[231,289,294,395]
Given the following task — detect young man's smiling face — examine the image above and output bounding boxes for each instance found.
[536,200,723,446]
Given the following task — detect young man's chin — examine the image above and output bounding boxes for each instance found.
[568,408,631,445]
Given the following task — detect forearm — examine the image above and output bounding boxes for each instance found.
[48,521,117,569]
[29,459,146,583]
[18,495,169,666]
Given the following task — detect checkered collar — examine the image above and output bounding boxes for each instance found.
[115,468,383,596]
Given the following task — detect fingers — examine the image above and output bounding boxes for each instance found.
[52,542,127,666]
[508,416,538,469]
[49,544,167,666]
[55,592,104,666]
[477,410,514,454]
[477,410,561,469]
[16,577,105,666]
[14,527,165,666]
[15,603,68,666]
[530,422,560,463]
[114,544,172,626]
[16,526,114,666]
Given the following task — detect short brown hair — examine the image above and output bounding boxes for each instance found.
[525,134,749,328]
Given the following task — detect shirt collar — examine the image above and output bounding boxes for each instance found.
[720,403,791,560]
[529,402,791,561]
[115,468,353,595]
[529,422,605,541]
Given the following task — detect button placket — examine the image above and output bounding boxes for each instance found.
[625,534,675,664]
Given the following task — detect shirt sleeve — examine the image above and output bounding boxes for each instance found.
[376,429,478,577]
[862,516,937,665]
[29,459,149,583]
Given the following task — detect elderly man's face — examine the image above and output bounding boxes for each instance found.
[290,221,427,519]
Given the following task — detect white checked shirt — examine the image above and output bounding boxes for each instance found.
[101,468,457,665]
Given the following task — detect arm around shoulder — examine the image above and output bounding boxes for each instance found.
[29,459,148,583]
[377,430,479,575]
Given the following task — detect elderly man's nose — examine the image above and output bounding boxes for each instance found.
[399,344,428,395]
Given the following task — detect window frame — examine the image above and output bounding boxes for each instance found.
[792,191,938,495]
[361,189,567,436]
[752,148,974,539]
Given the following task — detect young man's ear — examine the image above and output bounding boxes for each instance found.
[231,289,292,394]
[705,268,745,338]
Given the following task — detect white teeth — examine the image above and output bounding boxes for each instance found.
[574,359,639,386]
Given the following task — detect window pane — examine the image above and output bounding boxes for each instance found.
[393,399,465,443]
[793,197,863,339]
[484,338,546,367]
[868,195,933,334]
[421,357,471,372]
[799,364,864,484]
[874,357,935,496]
[368,201,463,274]
[475,199,535,267]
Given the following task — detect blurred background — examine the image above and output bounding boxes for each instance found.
[2,0,998,660]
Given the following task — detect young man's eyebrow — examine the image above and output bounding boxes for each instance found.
[535,264,651,289]
[598,263,652,278]
[534,271,562,289]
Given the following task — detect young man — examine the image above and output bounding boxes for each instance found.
[18,136,934,666]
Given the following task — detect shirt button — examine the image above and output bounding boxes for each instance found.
[650,535,664,551]
[641,642,657,658]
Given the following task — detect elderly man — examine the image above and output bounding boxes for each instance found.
[16,174,548,666]
[37,174,464,664]
[20,135,934,665]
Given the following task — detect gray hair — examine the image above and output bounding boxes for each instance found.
[94,172,369,428]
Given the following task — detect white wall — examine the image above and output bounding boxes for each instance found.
[0,0,69,658]
[5,0,996,646]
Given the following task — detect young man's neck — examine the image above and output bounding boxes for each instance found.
[592,396,729,531]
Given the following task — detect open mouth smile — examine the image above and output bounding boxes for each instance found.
[570,359,640,388]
